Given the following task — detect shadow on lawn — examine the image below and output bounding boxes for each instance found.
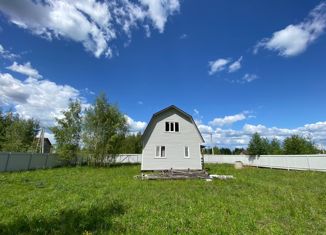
[0,201,126,235]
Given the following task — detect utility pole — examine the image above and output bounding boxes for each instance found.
[210,133,214,155]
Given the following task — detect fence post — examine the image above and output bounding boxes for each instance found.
[306,155,311,171]
[4,152,11,172]
[44,154,49,169]
[27,153,33,170]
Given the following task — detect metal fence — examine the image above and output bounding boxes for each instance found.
[204,154,326,172]
[2,153,326,172]
[0,152,62,172]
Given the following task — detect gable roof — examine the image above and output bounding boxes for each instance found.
[142,105,205,143]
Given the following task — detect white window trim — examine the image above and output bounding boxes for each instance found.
[154,146,167,159]
[165,122,180,133]
[184,146,190,158]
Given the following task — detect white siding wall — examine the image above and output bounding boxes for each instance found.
[142,111,203,171]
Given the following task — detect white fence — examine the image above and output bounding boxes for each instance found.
[0,152,62,172]
[114,154,142,164]
[204,154,326,172]
[2,153,326,172]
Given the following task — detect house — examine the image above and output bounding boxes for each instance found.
[141,105,205,171]
[35,137,52,153]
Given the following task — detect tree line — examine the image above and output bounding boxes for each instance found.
[247,133,321,156]
[0,93,142,162]
[205,133,323,156]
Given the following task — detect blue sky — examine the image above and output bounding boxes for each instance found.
[0,0,325,148]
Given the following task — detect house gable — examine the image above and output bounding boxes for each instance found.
[141,105,204,147]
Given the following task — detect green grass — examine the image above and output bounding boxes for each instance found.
[1,164,326,234]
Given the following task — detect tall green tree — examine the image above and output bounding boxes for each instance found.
[119,132,142,154]
[247,133,269,156]
[83,93,127,165]
[51,100,82,163]
[283,135,318,154]
[269,138,283,155]
[0,111,39,152]
[220,148,232,155]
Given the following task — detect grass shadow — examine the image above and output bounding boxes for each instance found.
[0,201,126,234]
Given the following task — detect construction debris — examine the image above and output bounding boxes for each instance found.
[135,169,234,181]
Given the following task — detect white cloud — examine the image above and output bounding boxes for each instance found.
[228,56,242,73]
[199,121,326,149]
[0,0,181,58]
[209,113,247,127]
[124,115,147,133]
[208,58,230,75]
[137,101,144,105]
[140,0,180,33]
[254,2,326,57]
[0,43,19,60]
[6,61,42,79]
[0,72,86,127]
[242,73,258,83]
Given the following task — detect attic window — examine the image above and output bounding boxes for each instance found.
[175,122,179,132]
[165,122,179,132]
[165,122,169,131]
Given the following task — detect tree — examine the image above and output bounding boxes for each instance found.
[247,133,269,156]
[83,93,127,165]
[119,132,142,154]
[269,138,282,155]
[233,148,245,155]
[50,100,82,163]
[283,135,319,155]
[0,111,39,152]
[220,147,232,155]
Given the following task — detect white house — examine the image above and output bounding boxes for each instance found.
[141,105,205,171]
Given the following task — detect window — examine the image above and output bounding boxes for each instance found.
[165,122,169,131]
[155,146,166,158]
[175,122,179,132]
[161,146,165,157]
[156,146,160,157]
[184,146,189,158]
[165,122,179,132]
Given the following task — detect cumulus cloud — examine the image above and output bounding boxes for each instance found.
[209,112,247,127]
[124,115,147,134]
[6,61,42,78]
[140,0,180,33]
[254,2,326,57]
[199,121,326,149]
[228,56,242,73]
[0,0,181,58]
[0,72,85,127]
[208,58,230,75]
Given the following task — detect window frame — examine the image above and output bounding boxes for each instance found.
[165,122,180,133]
[184,146,190,158]
[155,146,167,158]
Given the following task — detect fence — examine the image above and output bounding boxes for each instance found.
[204,154,326,172]
[2,153,326,172]
[0,152,62,172]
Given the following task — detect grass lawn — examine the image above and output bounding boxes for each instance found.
[1,164,326,234]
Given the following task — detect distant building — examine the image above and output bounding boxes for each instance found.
[141,105,205,171]
[35,138,52,153]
